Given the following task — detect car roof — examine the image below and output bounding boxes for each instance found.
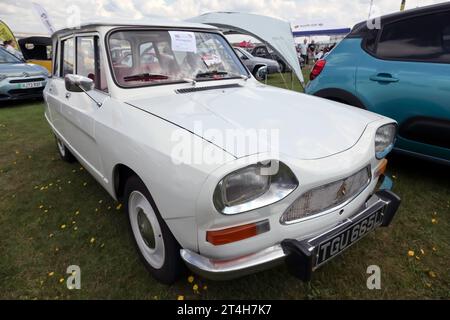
[349,2,450,38]
[52,19,218,39]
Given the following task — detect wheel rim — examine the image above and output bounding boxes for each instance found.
[56,137,65,157]
[128,191,165,269]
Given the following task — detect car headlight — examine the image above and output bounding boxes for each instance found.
[375,123,397,159]
[213,161,298,215]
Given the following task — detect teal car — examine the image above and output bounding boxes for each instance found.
[0,47,49,102]
[305,3,450,164]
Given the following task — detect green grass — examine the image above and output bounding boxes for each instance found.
[0,77,449,299]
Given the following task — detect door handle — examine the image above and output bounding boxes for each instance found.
[65,92,71,99]
[370,74,399,83]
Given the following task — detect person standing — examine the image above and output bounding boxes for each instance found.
[3,40,22,59]
[308,40,316,65]
[299,39,308,65]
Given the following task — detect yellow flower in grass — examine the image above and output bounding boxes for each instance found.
[116,203,122,210]
[83,182,87,187]
[188,276,194,283]
[177,295,184,300]
[59,278,64,284]
[193,284,199,291]
[428,271,437,278]
[431,218,438,224]
[98,200,103,204]
[48,272,54,277]
[203,285,208,291]
[407,250,415,257]
[39,205,44,209]
[49,233,54,238]
[432,247,437,252]
[420,249,425,255]
[75,210,80,215]
[73,226,78,231]
[60,224,66,229]
[90,237,96,244]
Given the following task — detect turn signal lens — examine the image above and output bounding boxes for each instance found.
[375,159,388,178]
[206,220,270,246]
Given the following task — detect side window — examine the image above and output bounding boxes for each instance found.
[76,36,108,92]
[61,38,74,76]
[53,41,59,76]
[377,11,450,63]
[76,37,95,79]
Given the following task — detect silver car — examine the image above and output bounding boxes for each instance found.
[234,47,280,80]
[0,47,49,102]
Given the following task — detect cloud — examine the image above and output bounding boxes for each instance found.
[0,0,446,35]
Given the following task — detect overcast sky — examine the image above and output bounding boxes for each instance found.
[1,0,447,35]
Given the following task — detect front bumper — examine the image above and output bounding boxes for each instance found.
[0,78,47,101]
[180,189,400,281]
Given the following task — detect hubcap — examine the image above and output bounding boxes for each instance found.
[56,138,65,156]
[137,208,155,249]
[128,191,165,269]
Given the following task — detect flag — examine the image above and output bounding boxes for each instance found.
[32,2,56,35]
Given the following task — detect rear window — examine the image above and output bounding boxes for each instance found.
[376,11,450,63]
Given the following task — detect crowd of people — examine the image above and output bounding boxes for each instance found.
[297,39,336,65]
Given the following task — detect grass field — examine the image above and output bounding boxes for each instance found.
[0,74,449,300]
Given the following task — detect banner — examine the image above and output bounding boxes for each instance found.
[32,2,56,35]
[0,20,18,49]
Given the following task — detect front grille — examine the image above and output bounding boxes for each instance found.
[8,87,44,96]
[280,166,371,224]
[175,83,242,94]
[9,77,45,84]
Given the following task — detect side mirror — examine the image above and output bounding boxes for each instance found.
[65,74,94,93]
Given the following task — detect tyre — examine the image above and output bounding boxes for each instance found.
[124,175,184,284]
[55,135,76,162]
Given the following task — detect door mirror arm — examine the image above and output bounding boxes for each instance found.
[64,74,103,107]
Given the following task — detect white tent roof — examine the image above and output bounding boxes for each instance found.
[187,12,304,84]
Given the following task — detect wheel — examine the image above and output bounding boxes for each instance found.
[278,61,286,73]
[253,65,267,81]
[124,175,184,284]
[55,135,76,162]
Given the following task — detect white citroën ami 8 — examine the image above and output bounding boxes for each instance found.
[44,20,401,284]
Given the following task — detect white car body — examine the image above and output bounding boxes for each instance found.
[44,21,400,282]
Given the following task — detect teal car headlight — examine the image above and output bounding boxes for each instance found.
[213,161,298,215]
[375,123,397,159]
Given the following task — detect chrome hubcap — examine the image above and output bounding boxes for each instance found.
[56,137,65,156]
[137,208,155,249]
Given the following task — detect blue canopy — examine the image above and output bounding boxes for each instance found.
[293,28,351,37]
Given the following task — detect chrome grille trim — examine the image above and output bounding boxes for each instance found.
[280,166,372,225]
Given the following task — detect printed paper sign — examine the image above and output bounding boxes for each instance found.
[169,31,197,53]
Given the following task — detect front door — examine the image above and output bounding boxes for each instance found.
[59,35,109,180]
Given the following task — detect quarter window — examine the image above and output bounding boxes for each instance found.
[377,11,450,63]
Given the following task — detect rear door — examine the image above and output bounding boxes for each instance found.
[356,11,450,161]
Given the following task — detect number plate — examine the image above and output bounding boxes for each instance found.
[316,208,384,267]
[19,81,45,89]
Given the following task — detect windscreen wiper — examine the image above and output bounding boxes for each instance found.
[195,71,228,79]
[123,73,169,82]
